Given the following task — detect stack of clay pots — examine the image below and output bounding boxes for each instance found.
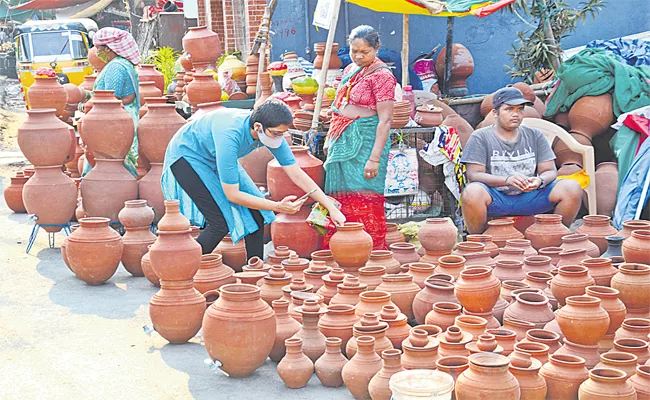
[138,64,165,94]
[245,53,260,96]
[148,200,206,344]
[118,200,157,277]
[391,101,411,129]
[182,26,222,73]
[292,107,314,132]
[312,42,342,87]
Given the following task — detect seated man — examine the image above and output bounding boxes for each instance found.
[461,87,583,234]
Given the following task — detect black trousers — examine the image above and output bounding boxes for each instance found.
[170,157,265,257]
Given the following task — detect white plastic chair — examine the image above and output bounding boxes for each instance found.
[523,118,597,215]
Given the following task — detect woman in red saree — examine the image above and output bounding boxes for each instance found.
[324,25,396,250]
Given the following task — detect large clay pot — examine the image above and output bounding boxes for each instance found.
[484,219,524,248]
[568,94,614,139]
[560,233,600,258]
[579,368,636,400]
[614,338,650,365]
[582,258,618,287]
[138,64,165,94]
[622,230,650,264]
[81,100,134,159]
[503,292,555,329]
[80,159,138,222]
[455,353,520,400]
[138,104,186,163]
[214,234,247,272]
[376,274,421,321]
[358,266,386,291]
[435,44,474,93]
[277,338,314,389]
[149,228,201,281]
[413,278,458,325]
[4,171,28,213]
[318,304,359,354]
[454,267,501,313]
[525,214,571,250]
[185,73,222,106]
[556,295,610,346]
[22,166,76,232]
[595,352,639,379]
[629,365,650,399]
[27,77,67,117]
[138,163,164,221]
[385,223,406,247]
[418,218,458,252]
[314,337,348,388]
[389,243,421,265]
[203,284,275,377]
[267,146,324,204]
[18,109,73,166]
[611,263,650,315]
[330,222,373,273]
[271,206,320,258]
[194,254,235,294]
[540,354,589,399]
[182,26,222,69]
[149,279,205,343]
[118,200,156,276]
[551,265,595,306]
[66,217,123,285]
[341,335,383,399]
[576,215,619,255]
[368,349,405,400]
[366,250,401,275]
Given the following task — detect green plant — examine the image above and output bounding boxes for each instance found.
[146,46,180,88]
[505,0,605,83]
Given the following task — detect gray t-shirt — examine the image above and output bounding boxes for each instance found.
[461,125,556,195]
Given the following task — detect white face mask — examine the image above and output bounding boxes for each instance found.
[257,124,284,149]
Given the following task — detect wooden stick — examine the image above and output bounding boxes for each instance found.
[401,14,409,88]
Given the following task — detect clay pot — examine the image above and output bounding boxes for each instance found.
[267,146,324,203]
[182,26,222,68]
[554,132,593,167]
[629,365,650,399]
[138,64,165,94]
[357,266,386,291]
[584,287,625,351]
[455,353,519,400]
[389,243,421,265]
[27,77,67,117]
[466,234,499,258]
[582,258,618,286]
[539,246,564,267]
[118,200,156,276]
[329,222,373,273]
[401,328,440,370]
[149,279,205,343]
[438,326,472,358]
[513,341,550,365]
[380,305,410,350]
[453,242,485,257]
[615,318,650,342]
[493,260,526,282]
[385,223,406,247]
[595,352,639,379]
[461,251,496,269]
[523,271,553,291]
[503,292,555,329]
[568,94,614,139]
[509,354,547,400]
[22,166,76,232]
[435,44,474,92]
[366,250,401,275]
[341,336,382,400]
[556,339,601,369]
[290,298,327,363]
[318,304,359,354]
[317,268,347,305]
[435,255,465,279]
[551,265,595,306]
[454,267,501,313]
[194,254,235,294]
[281,253,310,282]
[557,295,610,346]
[271,206,320,258]
[185,73,222,107]
[156,199,190,232]
[622,230,650,264]
[593,162,618,217]
[18,109,73,166]
[355,290,395,318]
[149,227,200,282]
[484,218,524,248]
[524,214,571,250]
[314,337,348,388]
[141,246,159,286]
[557,248,590,268]
[413,278,458,325]
[414,106,444,127]
[559,233,600,259]
[138,82,162,107]
[480,94,494,117]
[501,280,530,303]
[426,302,462,332]
[376,274,421,321]
[611,263,650,315]
[66,217,123,285]
[276,337,314,389]
[614,338,650,365]
[4,171,28,213]
[346,313,394,358]
[502,318,536,342]
[138,163,164,221]
[454,315,488,343]
[304,261,331,291]
[540,354,589,399]
[576,215,619,255]
[406,262,436,289]
[80,159,138,222]
[619,220,650,239]
[311,250,339,269]
[202,284,274,377]
[579,368,636,400]
[504,238,537,258]
[260,265,291,304]
[214,234,247,272]
[522,329,562,354]
[368,349,405,400]
[81,100,134,159]
[137,104,185,163]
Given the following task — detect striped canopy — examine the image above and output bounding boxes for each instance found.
[346,0,515,17]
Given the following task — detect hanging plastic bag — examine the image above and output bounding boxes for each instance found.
[385,146,419,197]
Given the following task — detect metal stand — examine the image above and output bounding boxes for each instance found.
[26,223,71,254]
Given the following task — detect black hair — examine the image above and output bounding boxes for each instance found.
[348,25,380,48]
[250,99,293,129]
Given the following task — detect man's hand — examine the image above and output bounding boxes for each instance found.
[523,176,542,192]
[275,195,306,214]
[329,208,346,227]
[505,175,530,192]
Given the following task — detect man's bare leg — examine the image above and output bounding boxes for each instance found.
[461,183,493,234]
[549,179,583,227]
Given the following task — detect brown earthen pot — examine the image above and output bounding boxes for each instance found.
[380,305,410,350]
[118,200,156,276]
[376,274,421,321]
[513,341,550,365]
[436,255,465,279]
[318,304,359,355]
[622,230,650,264]
[149,278,205,343]
[195,254,235,294]
[400,328,440,370]
[611,263,650,316]
[629,365,650,399]
[138,81,162,107]
[149,228,201,281]
[4,171,28,213]
[267,146,324,204]
[389,243,421,266]
[539,246,563,267]
[357,266,386,291]
[508,353,547,400]
[454,267,501,313]
[413,278,458,325]
[585,286,625,352]
[500,280,530,303]
[27,77,67,117]
[157,199,191,231]
[80,159,137,222]
[560,233,600,258]
[214,234,247,272]
[582,258,618,286]
[438,326,472,358]
[484,218,524,248]
[615,318,650,342]
[551,265,595,306]
[366,250,401,275]
[576,215,619,255]
[81,100,134,159]
[406,262,435,289]
[138,163,165,221]
[314,337,348,388]
[291,299,327,363]
[614,338,650,365]
[368,349,405,400]
[260,265,291,304]
[466,234,499,258]
[271,206,320,258]
[312,250,339,269]
[568,94,614,139]
[66,217,123,285]
[425,302,462,332]
[435,44,474,92]
[619,220,650,238]
[540,354,589,399]
[18,109,73,166]
[453,242,485,257]
[138,64,165,94]
[555,338,601,369]
[503,292,555,329]
[341,336,382,400]
[185,73,222,106]
[579,368,636,400]
[140,246,159,286]
[22,166,76,232]
[355,290,395,318]
[316,268,347,305]
[493,260,526,282]
[595,352,639,379]
[182,26,222,68]
[304,261,331,291]
[385,223,406,247]
[521,329,562,354]
[594,162,619,217]
[346,313,394,358]
[281,253,310,282]
[330,276,367,307]
[525,214,571,250]
[329,222,373,273]
[417,217,458,253]
[503,318,536,342]
[454,315,489,343]
[557,295,610,346]
[524,271,553,291]
[455,353,520,400]
[137,104,186,163]
[277,337,314,389]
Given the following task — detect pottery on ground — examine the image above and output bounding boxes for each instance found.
[80,158,138,222]
[413,278,458,325]
[329,222,373,274]
[149,279,205,343]
[149,228,201,281]
[22,166,76,232]
[341,335,382,400]
[622,230,650,264]
[81,100,134,159]
[271,206,321,258]
[539,354,589,400]
[454,353,520,400]
[26,77,67,117]
[484,218,524,248]
[389,242,421,265]
[578,368,636,400]
[611,263,650,316]
[576,215,619,255]
[66,217,123,285]
[525,214,571,250]
[318,304,359,356]
[214,234,247,272]
[368,349,406,400]
[277,338,314,389]
[314,337,348,388]
[556,295,610,346]
[503,292,555,329]
[595,352,639,379]
[376,274,421,321]
[418,218,458,252]
[118,200,156,276]
[194,254,236,294]
[551,265,595,307]
[629,365,650,399]
[454,267,501,313]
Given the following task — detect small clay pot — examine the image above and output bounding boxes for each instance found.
[277,338,314,388]
[314,337,348,388]
[454,267,501,313]
[376,274,421,321]
[525,214,571,250]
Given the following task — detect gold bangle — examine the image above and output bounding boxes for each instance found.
[368,159,380,163]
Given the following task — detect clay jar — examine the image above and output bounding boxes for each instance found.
[569,93,614,139]
[595,352,639,379]
[557,248,589,268]
[576,215,619,255]
[185,73,222,107]
[277,338,314,389]
[317,268,347,305]
[389,243,421,266]
[149,228,201,281]
[455,353,520,400]
[183,26,222,67]
[540,354,589,399]
[27,77,67,117]
[455,315,488,343]
[341,336,382,400]
[376,274,421,321]
[214,234,247,272]
[329,276,366,307]
[385,223,406,247]
[484,218,524,248]
[435,44,474,91]
[118,200,156,276]
[380,305,411,350]
[311,250,339,269]
[137,64,165,93]
[629,365,650,399]
[81,100,134,159]
[329,222,373,273]
[418,218,458,252]
[267,146,324,204]
[366,250,401,275]
[281,254,310,281]
[493,260,526,282]
[269,299,302,362]
[434,255,464,279]
[194,254,235,294]
[272,206,320,258]
[137,104,186,163]
[551,265,595,306]
[522,329,562,354]
[406,262,436,289]
[22,166,76,232]
[425,302,462,331]
[524,271,553,291]
[556,295,610,346]
[18,109,73,166]
[291,299,327,363]
[314,337,348,388]
[561,233,600,258]
[413,278,458,325]
[157,199,191,231]
[368,349,405,400]
[304,261,331,291]
[141,246,159,286]
[504,238,537,257]
[525,214,571,250]
[356,290,396,318]
[614,338,650,365]
[508,353,547,400]
[149,279,205,343]
[579,368,636,400]
[4,171,28,213]
[622,230,650,264]
[581,258,618,286]
[586,287,626,344]
[503,292,555,329]
[66,217,123,285]
[400,328,440,370]
[611,263,650,315]
[539,246,563,267]
[438,326,472,357]
[466,234,499,258]
[80,159,138,222]
[619,220,650,238]
[615,318,650,342]
[318,304,359,354]
[454,267,501,313]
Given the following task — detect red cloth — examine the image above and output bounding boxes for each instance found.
[622,113,650,155]
[324,192,388,251]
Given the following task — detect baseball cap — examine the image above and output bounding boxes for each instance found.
[492,87,533,110]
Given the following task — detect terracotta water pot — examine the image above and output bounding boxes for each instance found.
[376,274,421,321]
[484,218,524,248]
[524,214,571,250]
[539,246,563,267]
[417,218,458,252]
[504,238,537,257]
[540,354,589,399]
[503,318,536,342]
[521,329,562,354]
[22,166,76,232]
[304,261,331,291]
[314,337,348,388]
[500,280,530,302]
[329,222,373,273]
[141,246,159,286]
[560,233,600,258]
[454,315,489,343]
[568,94,614,139]
[346,313,394,358]
[118,200,156,276]
[267,146,324,204]
[182,26,222,67]
[277,338,314,389]
[260,265,291,304]
[4,171,28,213]
[149,279,205,343]
[318,304,359,355]
[202,284,275,377]
[614,338,650,365]
[341,336,382,400]
[553,132,592,167]
[523,271,553,291]
[595,352,639,379]
[137,104,186,163]
[271,206,320,258]
[585,286,626,351]
[185,73,222,106]
[556,295,610,346]
[576,215,619,255]
[611,263,650,315]
[581,258,618,286]
[385,223,406,247]
[194,254,235,294]
[436,255,465,279]
[330,276,367,307]
[138,163,164,220]
[555,338,601,369]
[80,74,96,91]
[425,302,462,332]
[214,234,247,272]
[316,268,347,305]
[406,262,436,289]
[622,230,650,264]
[368,349,405,400]
[454,267,501,313]
[513,341,550,365]
[81,100,134,159]
[413,278,458,325]
[354,290,394,319]
[466,234,499,258]
[503,292,555,329]
[593,162,618,217]
[453,241,485,257]
[357,266,386,291]
[579,368,636,400]
[66,217,123,285]
[435,44,474,92]
[157,199,190,231]
[281,254,310,281]
[493,260,526,282]
[138,64,165,94]
[438,326,472,358]
[400,327,440,370]
[389,242,421,265]
[149,228,201,281]
[380,305,410,349]
[557,248,590,268]
[312,250,339,269]
[508,353,547,400]
[551,265,595,306]
[629,365,650,399]
[80,159,138,222]
[619,220,650,238]
[27,77,67,117]
[615,318,650,342]
[455,353,520,400]
[366,250,401,275]
[18,109,73,166]
[138,82,162,107]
